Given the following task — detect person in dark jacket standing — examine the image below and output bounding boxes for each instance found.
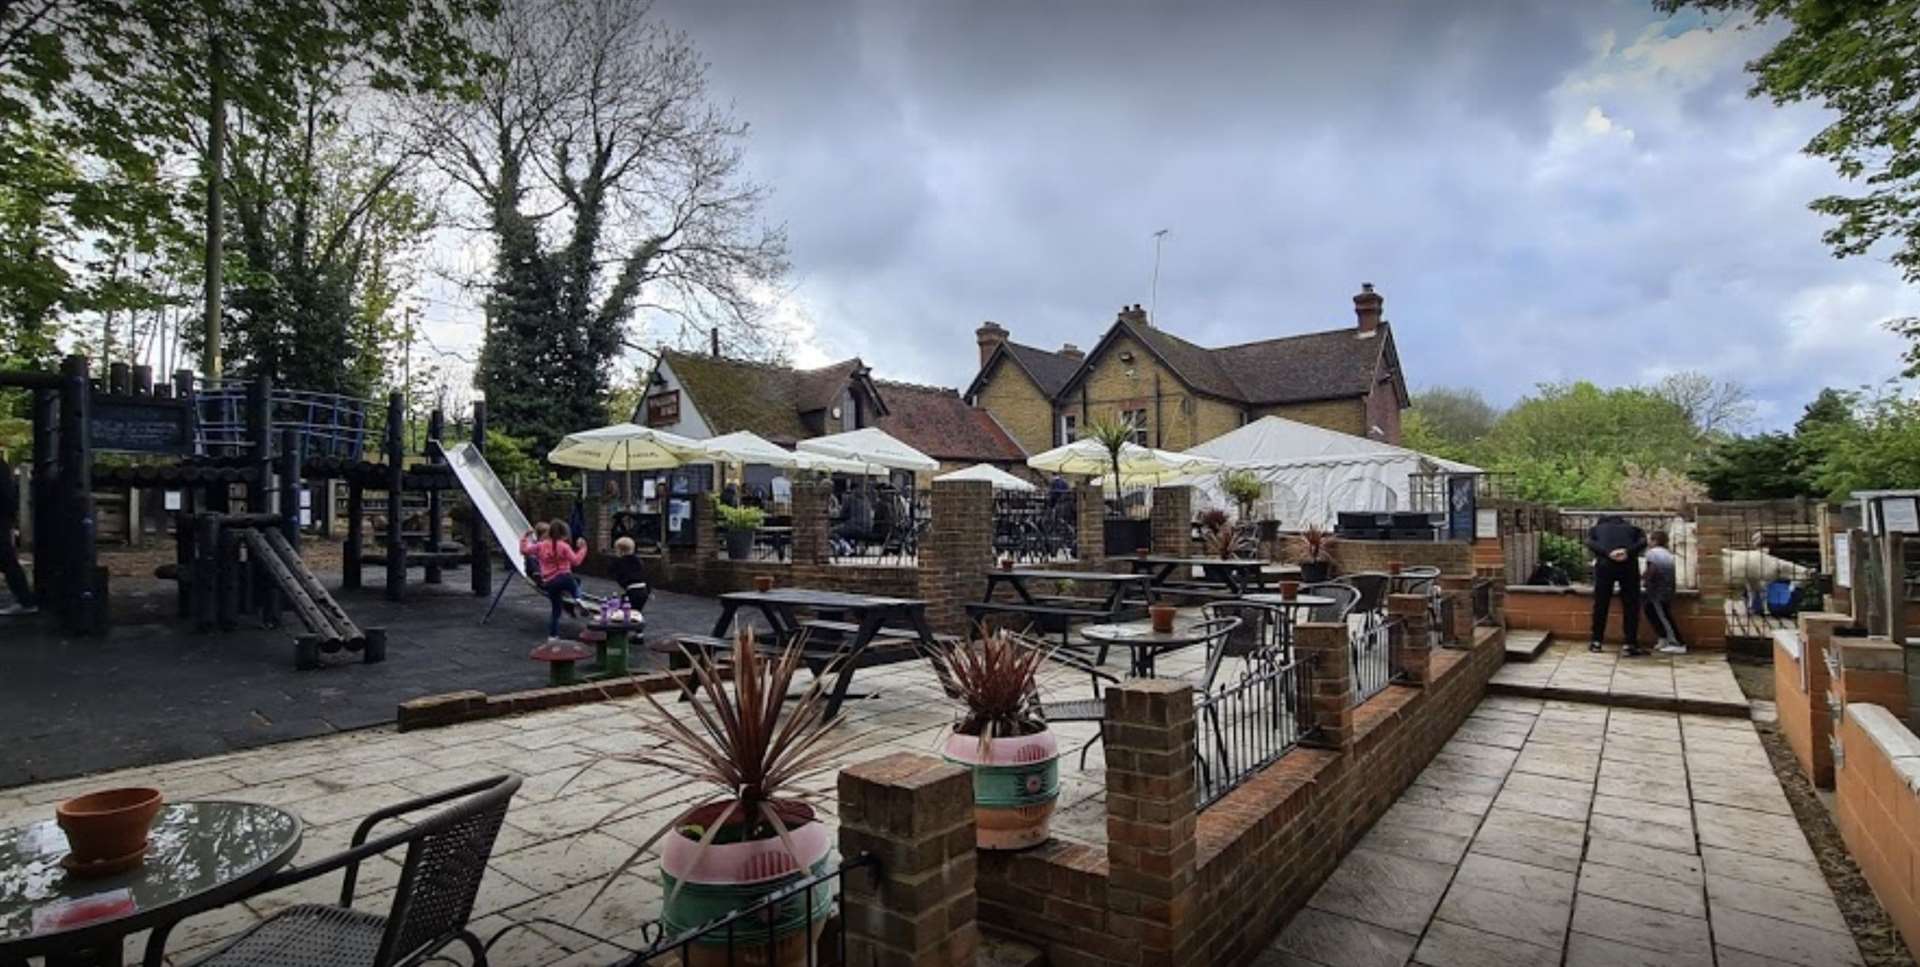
[0,453,35,615]
[1586,514,1647,655]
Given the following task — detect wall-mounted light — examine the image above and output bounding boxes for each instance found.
[1118,350,1135,363]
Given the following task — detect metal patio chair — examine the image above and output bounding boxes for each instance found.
[1039,617,1241,769]
[149,775,522,967]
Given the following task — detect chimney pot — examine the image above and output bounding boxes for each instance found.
[975,320,1009,369]
[1353,283,1384,335]
[1059,342,1084,361]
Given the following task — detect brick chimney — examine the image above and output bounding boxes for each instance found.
[1118,304,1148,327]
[975,321,1008,368]
[1058,343,1084,362]
[1353,283,1383,335]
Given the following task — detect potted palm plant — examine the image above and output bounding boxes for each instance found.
[927,629,1060,850]
[603,630,847,966]
[716,503,765,561]
[1087,417,1150,553]
[1293,523,1337,583]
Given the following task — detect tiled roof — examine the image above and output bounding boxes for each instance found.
[660,350,855,444]
[874,380,1027,463]
[1003,342,1081,396]
[1097,318,1390,406]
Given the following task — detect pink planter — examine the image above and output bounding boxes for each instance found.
[943,729,1060,850]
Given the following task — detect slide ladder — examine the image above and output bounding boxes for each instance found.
[241,527,367,651]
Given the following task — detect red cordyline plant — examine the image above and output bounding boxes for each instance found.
[589,628,852,907]
[923,627,1052,751]
[1292,523,1336,562]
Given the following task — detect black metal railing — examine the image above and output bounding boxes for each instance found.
[826,488,926,566]
[1351,617,1403,704]
[196,381,372,460]
[1194,656,1315,809]
[499,853,877,967]
[1471,577,1494,628]
[993,490,1078,562]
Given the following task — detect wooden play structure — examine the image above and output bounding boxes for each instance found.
[0,354,495,668]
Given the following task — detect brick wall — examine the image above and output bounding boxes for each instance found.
[974,360,1057,455]
[1834,703,1920,962]
[1776,613,1847,789]
[1505,586,1726,649]
[1252,398,1366,438]
[1150,486,1195,556]
[1831,635,1911,751]
[920,479,995,635]
[1327,539,1471,575]
[975,624,1508,966]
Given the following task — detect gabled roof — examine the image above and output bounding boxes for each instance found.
[966,340,1081,400]
[658,350,878,445]
[874,379,1027,463]
[1059,316,1399,408]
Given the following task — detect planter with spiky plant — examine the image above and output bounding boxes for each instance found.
[611,630,847,965]
[1293,523,1337,583]
[927,629,1060,850]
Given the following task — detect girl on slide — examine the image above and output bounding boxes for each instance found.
[521,520,588,638]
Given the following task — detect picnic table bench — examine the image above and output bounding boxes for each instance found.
[965,568,1152,653]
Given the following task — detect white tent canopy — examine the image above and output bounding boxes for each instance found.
[1026,438,1221,483]
[934,463,1037,491]
[693,430,887,476]
[1171,416,1481,528]
[547,423,707,471]
[797,427,939,472]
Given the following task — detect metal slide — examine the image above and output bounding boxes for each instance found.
[442,441,602,624]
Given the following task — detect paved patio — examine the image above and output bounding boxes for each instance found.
[1265,694,1862,967]
[1489,643,1751,716]
[0,638,1173,965]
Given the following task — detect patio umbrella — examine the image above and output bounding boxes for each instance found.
[546,423,707,471]
[700,430,803,467]
[934,463,1037,492]
[1026,438,1221,483]
[797,427,939,473]
[791,450,889,476]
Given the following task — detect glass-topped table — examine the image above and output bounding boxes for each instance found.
[0,801,302,966]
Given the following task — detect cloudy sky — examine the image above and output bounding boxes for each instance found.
[421,0,1919,431]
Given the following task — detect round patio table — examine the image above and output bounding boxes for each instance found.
[1080,618,1223,678]
[1241,593,1338,650]
[0,801,302,967]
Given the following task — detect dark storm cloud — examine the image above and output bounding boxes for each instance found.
[642,0,1915,428]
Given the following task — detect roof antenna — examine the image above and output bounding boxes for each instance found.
[1149,229,1170,325]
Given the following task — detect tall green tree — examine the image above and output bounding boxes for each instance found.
[418,0,788,453]
[1403,387,1499,458]
[1658,0,1920,371]
[0,0,497,375]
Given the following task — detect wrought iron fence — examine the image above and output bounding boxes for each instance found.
[1351,617,1403,704]
[993,490,1078,562]
[826,488,927,566]
[1471,577,1494,628]
[1194,655,1316,809]
[496,853,878,967]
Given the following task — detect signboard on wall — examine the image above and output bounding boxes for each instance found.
[91,396,193,455]
[644,391,681,427]
[1447,475,1477,542]
[1833,533,1851,588]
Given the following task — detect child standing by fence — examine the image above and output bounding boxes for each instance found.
[1643,530,1685,655]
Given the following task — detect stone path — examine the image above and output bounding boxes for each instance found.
[1265,694,1863,967]
[1490,643,1750,716]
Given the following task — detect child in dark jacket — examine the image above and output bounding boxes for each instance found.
[608,536,649,609]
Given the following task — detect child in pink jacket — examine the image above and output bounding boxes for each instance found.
[521,520,587,637]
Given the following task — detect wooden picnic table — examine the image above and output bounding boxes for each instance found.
[966,569,1152,647]
[1125,556,1274,596]
[696,588,940,720]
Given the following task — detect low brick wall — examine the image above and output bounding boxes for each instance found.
[1504,585,1725,649]
[1834,703,1920,961]
[975,625,1507,966]
[1774,614,1840,788]
[1328,538,1472,575]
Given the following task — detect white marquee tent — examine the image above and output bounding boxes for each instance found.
[1171,416,1480,527]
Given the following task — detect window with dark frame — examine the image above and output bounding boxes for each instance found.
[1122,408,1148,445]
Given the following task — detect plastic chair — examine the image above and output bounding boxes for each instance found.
[151,775,522,967]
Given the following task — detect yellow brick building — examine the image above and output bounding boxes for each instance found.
[965,284,1410,453]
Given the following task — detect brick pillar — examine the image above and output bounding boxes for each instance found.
[1149,485,1193,556]
[791,478,829,566]
[1103,679,1200,966]
[690,493,714,560]
[1695,511,1727,613]
[838,753,979,966]
[920,479,994,636]
[1437,574,1475,643]
[1799,612,1849,788]
[1074,480,1105,566]
[1386,593,1433,685]
[1294,621,1354,749]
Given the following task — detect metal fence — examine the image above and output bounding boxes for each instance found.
[1351,617,1403,705]
[1471,577,1494,629]
[993,490,1078,562]
[1407,471,1518,513]
[826,488,927,567]
[504,853,877,967]
[1194,655,1316,809]
[195,380,373,460]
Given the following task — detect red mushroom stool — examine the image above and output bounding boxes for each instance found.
[530,639,595,686]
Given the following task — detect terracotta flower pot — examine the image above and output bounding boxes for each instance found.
[57,788,163,865]
[1278,579,1300,599]
[1149,603,1177,634]
[659,800,831,967]
[1135,546,1151,557]
[752,575,775,593]
[943,729,1059,850]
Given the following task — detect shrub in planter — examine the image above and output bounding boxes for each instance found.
[926,629,1060,850]
[1292,523,1336,583]
[598,630,847,965]
[716,504,765,561]
[1220,469,1264,521]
